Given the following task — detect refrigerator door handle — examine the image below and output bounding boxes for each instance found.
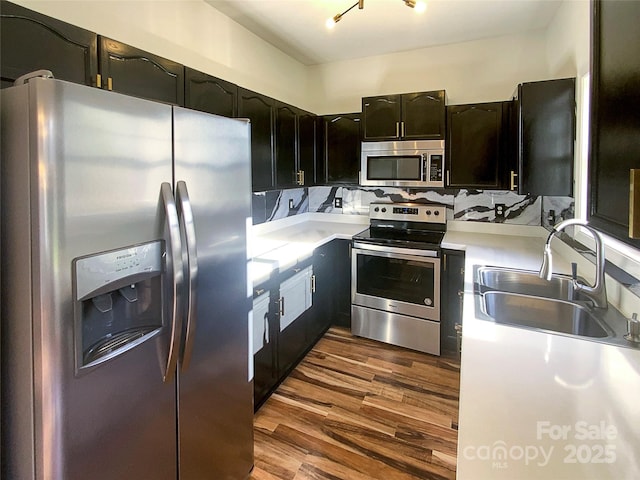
[176,180,199,371]
[161,182,184,383]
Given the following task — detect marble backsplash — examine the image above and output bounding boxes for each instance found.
[252,186,574,227]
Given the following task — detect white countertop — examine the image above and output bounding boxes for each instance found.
[249,213,368,286]
[447,227,640,480]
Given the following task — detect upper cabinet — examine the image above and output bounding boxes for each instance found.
[589,0,640,248]
[238,88,276,192]
[446,102,510,189]
[184,67,237,117]
[362,90,446,141]
[0,0,98,88]
[509,78,575,196]
[298,109,317,187]
[320,113,361,184]
[98,37,184,105]
[275,101,298,189]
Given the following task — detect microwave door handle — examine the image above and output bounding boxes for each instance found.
[422,155,427,182]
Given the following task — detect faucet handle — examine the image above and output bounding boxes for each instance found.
[624,313,640,343]
[571,262,578,281]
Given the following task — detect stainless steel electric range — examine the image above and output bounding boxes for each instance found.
[351,202,447,355]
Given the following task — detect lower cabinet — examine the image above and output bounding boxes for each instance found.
[252,241,340,409]
[333,239,352,328]
[441,249,465,356]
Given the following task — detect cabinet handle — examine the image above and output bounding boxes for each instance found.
[255,288,265,296]
[401,121,405,138]
[311,274,316,293]
[107,77,113,91]
[263,312,270,345]
[96,73,102,89]
[446,170,451,186]
[443,254,447,272]
[396,122,400,138]
[630,169,640,238]
[279,297,284,317]
[510,170,518,191]
[454,322,463,354]
[300,170,305,185]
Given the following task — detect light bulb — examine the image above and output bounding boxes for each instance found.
[326,17,336,29]
[415,1,426,13]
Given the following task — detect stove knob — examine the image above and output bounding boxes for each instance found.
[434,210,440,216]
[374,207,380,212]
[425,210,432,216]
[381,207,387,213]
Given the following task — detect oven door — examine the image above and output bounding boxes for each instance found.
[351,243,440,321]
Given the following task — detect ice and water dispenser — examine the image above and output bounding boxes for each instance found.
[73,241,164,373]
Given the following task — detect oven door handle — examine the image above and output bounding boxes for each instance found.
[352,243,439,259]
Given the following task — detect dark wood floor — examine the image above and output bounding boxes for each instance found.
[250,327,461,480]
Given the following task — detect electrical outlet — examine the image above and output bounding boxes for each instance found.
[288,199,294,210]
[334,197,343,208]
[495,203,506,220]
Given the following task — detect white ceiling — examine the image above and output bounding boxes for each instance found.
[206,0,564,66]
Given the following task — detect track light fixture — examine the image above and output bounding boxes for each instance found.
[326,0,426,28]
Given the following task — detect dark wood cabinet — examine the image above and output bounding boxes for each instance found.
[98,37,184,105]
[238,88,276,191]
[184,67,237,117]
[441,249,465,356]
[275,102,298,188]
[332,239,352,328]
[589,0,640,248]
[307,243,333,343]
[362,90,446,141]
[321,113,361,184]
[510,78,575,196]
[446,102,510,189]
[298,110,317,186]
[0,0,98,87]
[253,285,277,410]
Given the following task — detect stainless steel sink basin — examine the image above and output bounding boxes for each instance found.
[481,291,610,338]
[476,266,581,301]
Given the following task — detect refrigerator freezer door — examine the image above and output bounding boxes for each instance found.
[173,107,254,479]
[1,78,178,480]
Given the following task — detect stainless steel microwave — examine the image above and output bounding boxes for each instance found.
[360,140,445,188]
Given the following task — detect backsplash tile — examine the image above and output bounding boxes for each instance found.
[266,188,308,221]
[309,186,343,213]
[542,196,575,229]
[254,186,571,228]
[454,189,541,225]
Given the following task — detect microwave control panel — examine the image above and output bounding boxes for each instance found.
[428,154,443,182]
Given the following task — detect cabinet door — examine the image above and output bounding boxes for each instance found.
[589,0,640,248]
[307,245,332,343]
[447,102,504,189]
[516,78,575,196]
[184,67,237,117]
[362,94,401,140]
[323,113,361,184]
[98,37,184,105]
[441,250,465,355]
[277,266,313,376]
[253,291,275,409]
[332,240,352,328]
[275,102,298,188]
[298,110,317,186]
[1,1,98,87]
[238,88,275,191]
[402,90,446,140]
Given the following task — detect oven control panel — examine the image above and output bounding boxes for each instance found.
[369,202,446,224]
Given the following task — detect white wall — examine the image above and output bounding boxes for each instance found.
[13,0,312,110]
[308,30,551,114]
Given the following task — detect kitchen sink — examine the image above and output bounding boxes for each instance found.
[476,266,584,301]
[481,291,611,338]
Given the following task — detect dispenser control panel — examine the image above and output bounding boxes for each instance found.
[75,241,163,301]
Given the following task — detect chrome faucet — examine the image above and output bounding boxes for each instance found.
[539,219,608,308]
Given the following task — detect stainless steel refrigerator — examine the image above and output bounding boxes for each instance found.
[1,73,254,479]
